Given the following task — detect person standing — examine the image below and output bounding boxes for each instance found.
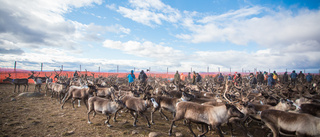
[227,74,232,81]
[283,72,289,84]
[298,71,305,83]
[138,70,148,87]
[174,71,180,85]
[290,70,297,85]
[180,73,185,81]
[257,71,264,85]
[306,73,313,83]
[218,73,224,84]
[127,70,135,86]
[187,72,191,82]
[249,73,257,89]
[196,73,202,83]
[192,71,196,85]
[268,73,275,88]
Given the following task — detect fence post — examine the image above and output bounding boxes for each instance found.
[41,63,43,72]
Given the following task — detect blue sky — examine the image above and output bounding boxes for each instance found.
[1,0,320,73]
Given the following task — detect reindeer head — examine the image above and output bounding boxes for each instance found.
[3,74,12,82]
[226,104,244,118]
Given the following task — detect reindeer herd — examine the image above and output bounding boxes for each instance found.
[2,70,320,137]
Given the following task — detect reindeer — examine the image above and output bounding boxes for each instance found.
[3,74,29,92]
[150,95,187,124]
[117,95,158,128]
[28,71,44,92]
[50,83,68,104]
[54,69,62,82]
[61,85,96,109]
[299,103,320,117]
[95,85,118,100]
[44,73,53,95]
[87,96,126,127]
[168,101,244,137]
[261,109,320,137]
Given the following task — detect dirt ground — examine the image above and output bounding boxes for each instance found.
[0,83,269,137]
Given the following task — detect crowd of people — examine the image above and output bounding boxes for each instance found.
[126,69,314,89]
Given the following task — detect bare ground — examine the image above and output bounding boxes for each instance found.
[0,83,269,137]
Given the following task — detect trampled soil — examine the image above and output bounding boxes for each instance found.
[0,83,269,137]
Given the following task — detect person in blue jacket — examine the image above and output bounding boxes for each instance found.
[306,73,313,83]
[290,70,298,85]
[127,70,135,86]
[268,73,275,88]
[218,73,224,84]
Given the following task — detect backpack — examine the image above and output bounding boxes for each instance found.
[273,74,278,80]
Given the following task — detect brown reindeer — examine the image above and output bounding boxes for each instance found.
[168,101,244,137]
[117,95,158,127]
[3,74,29,92]
[150,95,186,124]
[87,96,126,127]
[50,83,68,104]
[261,109,320,137]
[95,85,118,100]
[61,85,96,109]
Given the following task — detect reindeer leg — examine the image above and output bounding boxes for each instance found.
[199,123,209,137]
[130,111,137,127]
[14,85,17,93]
[105,115,112,127]
[168,112,184,136]
[159,108,169,121]
[78,100,81,107]
[139,112,151,128]
[151,107,158,124]
[113,109,120,122]
[227,121,234,137]
[72,98,76,109]
[216,124,225,137]
[61,95,71,109]
[186,120,196,137]
[264,122,279,137]
[87,109,93,124]
[83,98,88,110]
[57,93,61,103]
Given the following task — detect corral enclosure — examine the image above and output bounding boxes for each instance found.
[0,68,219,84]
[1,68,319,137]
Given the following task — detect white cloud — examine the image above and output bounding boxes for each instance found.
[115,0,181,27]
[177,6,320,49]
[102,40,184,61]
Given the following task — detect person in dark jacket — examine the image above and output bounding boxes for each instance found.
[249,73,257,89]
[306,73,313,83]
[290,70,297,85]
[298,71,305,83]
[257,71,264,85]
[268,73,275,88]
[138,70,148,87]
[174,71,180,85]
[196,73,202,83]
[283,72,289,84]
[187,72,191,83]
[218,73,224,84]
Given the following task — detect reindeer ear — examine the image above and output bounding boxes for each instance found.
[280,98,285,103]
